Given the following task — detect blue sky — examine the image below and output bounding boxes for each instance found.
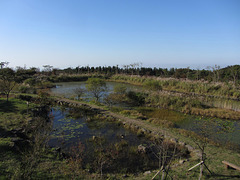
[0,0,239,69]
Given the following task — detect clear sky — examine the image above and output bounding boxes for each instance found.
[0,0,239,69]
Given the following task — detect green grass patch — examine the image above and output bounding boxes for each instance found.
[137,107,186,123]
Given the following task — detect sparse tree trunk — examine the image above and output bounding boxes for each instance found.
[100,162,103,179]
[230,66,238,86]
[161,170,165,180]
[6,93,9,102]
[199,164,203,180]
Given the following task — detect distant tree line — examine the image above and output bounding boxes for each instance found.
[50,64,240,84]
[1,62,240,85]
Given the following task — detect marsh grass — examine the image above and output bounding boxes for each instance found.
[137,107,186,123]
[111,75,240,99]
[190,107,240,120]
[1,93,240,179]
[120,109,145,119]
[203,97,240,111]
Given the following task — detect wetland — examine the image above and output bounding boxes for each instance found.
[1,67,240,179]
[50,81,240,149]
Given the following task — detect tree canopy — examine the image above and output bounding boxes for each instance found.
[0,68,17,101]
[85,78,107,101]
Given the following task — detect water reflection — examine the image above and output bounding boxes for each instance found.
[139,107,240,148]
[48,107,161,173]
[50,81,141,100]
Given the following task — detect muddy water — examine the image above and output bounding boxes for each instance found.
[138,107,240,148]
[51,81,240,149]
[48,107,161,173]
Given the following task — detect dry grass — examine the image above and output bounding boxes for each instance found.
[190,107,240,120]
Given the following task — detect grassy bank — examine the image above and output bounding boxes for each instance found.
[111,75,240,99]
[109,75,240,120]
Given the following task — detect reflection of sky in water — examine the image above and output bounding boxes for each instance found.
[177,116,240,148]
[50,82,240,149]
[50,81,141,100]
[48,107,150,152]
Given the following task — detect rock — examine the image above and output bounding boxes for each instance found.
[170,138,178,143]
[152,132,158,136]
[141,128,146,133]
[146,129,151,134]
[179,159,185,164]
[179,141,186,146]
[144,170,151,175]
[172,164,179,168]
[15,127,23,132]
[134,125,139,130]
[185,145,194,152]
[138,144,148,153]
[164,135,171,139]
[193,150,202,158]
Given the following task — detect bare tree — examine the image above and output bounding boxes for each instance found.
[85,78,107,102]
[43,65,53,72]
[151,135,177,180]
[208,65,221,82]
[186,66,190,79]
[73,87,85,100]
[195,67,200,81]
[188,118,233,179]
[123,64,129,74]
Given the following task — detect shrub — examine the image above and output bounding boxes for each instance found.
[143,80,162,91]
[126,91,146,106]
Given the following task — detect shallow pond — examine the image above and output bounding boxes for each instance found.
[50,81,240,149]
[48,107,162,173]
[50,81,141,100]
[177,115,240,148]
[138,107,240,148]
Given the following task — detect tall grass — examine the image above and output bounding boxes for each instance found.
[203,97,240,111]
[111,75,240,99]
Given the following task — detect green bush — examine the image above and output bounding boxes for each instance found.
[126,91,146,106]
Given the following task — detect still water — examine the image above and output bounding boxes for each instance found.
[48,107,160,173]
[50,81,140,100]
[50,81,240,149]
[139,107,240,148]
